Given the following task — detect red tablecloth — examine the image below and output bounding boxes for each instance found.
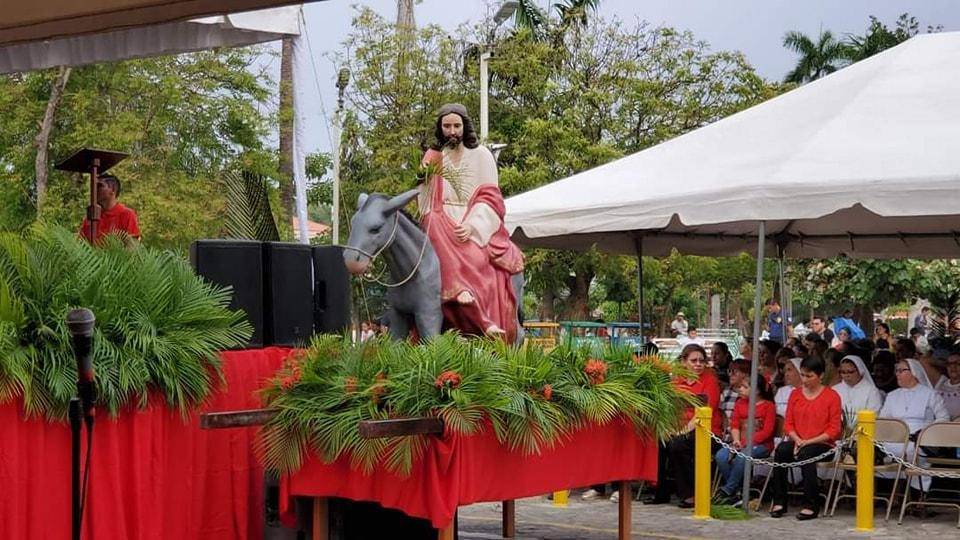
[0,347,292,540]
[281,418,658,529]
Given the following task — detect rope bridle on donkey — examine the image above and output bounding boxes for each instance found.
[340,212,430,289]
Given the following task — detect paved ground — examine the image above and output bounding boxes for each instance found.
[457,494,960,540]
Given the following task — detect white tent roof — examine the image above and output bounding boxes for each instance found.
[505,32,960,259]
[0,6,300,74]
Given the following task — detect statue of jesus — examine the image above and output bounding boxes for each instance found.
[418,103,524,342]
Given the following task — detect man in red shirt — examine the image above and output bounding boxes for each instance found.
[79,174,141,243]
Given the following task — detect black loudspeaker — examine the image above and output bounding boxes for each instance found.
[312,246,351,334]
[189,240,264,348]
[263,242,315,347]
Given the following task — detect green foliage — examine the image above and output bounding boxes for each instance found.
[783,13,939,84]
[0,47,279,252]
[329,8,776,322]
[781,29,847,84]
[222,170,281,241]
[256,333,691,475]
[0,224,252,419]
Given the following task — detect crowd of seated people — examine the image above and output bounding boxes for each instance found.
[631,312,960,522]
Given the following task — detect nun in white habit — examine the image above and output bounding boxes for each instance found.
[878,358,950,490]
[832,355,884,418]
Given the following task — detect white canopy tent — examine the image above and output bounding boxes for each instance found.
[506,32,960,260]
[0,7,301,74]
[0,4,316,243]
[504,32,960,509]
[0,0,319,47]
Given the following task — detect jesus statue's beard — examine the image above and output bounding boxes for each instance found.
[443,135,462,149]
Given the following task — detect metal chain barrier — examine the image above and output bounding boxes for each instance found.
[704,428,846,468]
[872,440,960,479]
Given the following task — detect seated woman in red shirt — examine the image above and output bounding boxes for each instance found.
[769,355,842,520]
[644,344,722,508]
[714,373,776,505]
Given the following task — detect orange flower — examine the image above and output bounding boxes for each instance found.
[541,384,553,401]
[434,370,462,390]
[584,359,607,385]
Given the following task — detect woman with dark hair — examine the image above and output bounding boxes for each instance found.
[711,341,734,386]
[714,375,776,505]
[874,322,892,349]
[769,355,842,520]
[644,344,722,508]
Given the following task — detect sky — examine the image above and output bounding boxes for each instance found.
[288,0,960,156]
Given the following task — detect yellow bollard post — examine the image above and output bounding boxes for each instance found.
[855,409,876,531]
[552,490,568,507]
[694,406,712,520]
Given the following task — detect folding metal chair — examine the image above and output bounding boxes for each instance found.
[897,422,960,527]
[827,417,909,520]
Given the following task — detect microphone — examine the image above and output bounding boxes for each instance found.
[66,308,96,419]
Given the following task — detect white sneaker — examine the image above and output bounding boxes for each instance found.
[609,490,620,503]
[581,489,600,500]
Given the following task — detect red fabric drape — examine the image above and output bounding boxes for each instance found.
[0,347,292,540]
[281,418,658,529]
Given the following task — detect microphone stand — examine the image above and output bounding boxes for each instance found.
[69,396,82,540]
[67,308,96,540]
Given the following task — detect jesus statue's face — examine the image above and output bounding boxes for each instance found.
[441,113,464,148]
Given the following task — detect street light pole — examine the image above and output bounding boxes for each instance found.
[332,68,349,246]
[480,51,491,142]
[479,1,517,144]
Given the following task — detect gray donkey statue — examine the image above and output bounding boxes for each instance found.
[343,189,524,343]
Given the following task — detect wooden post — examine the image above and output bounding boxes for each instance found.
[502,499,515,538]
[618,480,631,540]
[311,497,328,540]
[437,522,455,540]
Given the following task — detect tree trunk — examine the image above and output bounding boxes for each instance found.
[396,0,416,29]
[566,272,593,320]
[278,38,295,222]
[540,289,556,321]
[35,66,72,212]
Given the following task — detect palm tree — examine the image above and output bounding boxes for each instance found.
[514,0,601,41]
[782,29,849,84]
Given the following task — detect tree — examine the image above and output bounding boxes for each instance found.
[0,47,278,251]
[844,13,927,62]
[782,29,848,84]
[323,9,776,321]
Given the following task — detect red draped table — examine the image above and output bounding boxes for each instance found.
[281,418,659,539]
[0,347,292,540]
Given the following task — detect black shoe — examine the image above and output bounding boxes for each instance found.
[677,499,695,509]
[642,495,670,505]
[796,509,819,521]
[769,506,786,518]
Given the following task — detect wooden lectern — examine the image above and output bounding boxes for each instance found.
[55,148,128,242]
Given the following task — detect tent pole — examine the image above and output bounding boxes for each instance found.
[742,221,766,511]
[778,248,786,339]
[635,237,644,339]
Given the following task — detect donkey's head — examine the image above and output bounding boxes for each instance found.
[343,189,420,274]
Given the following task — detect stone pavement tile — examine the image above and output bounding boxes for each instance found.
[457,496,959,539]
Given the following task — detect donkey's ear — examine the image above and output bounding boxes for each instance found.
[357,192,369,209]
[382,188,420,215]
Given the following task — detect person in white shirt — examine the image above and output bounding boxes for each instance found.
[935,352,960,419]
[832,355,884,419]
[878,358,951,490]
[774,357,802,417]
[670,312,688,337]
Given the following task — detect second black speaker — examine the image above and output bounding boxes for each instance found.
[263,242,315,346]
